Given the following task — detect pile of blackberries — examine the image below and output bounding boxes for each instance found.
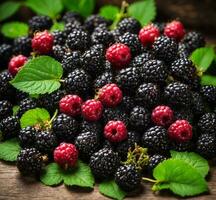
[0,12,216,192]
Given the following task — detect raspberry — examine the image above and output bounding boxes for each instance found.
[81,99,103,121]
[54,143,78,168]
[32,30,54,54]
[142,126,169,152]
[8,55,27,76]
[17,148,44,175]
[197,113,216,135]
[118,32,142,55]
[98,83,123,107]
[153,36,178,63]
[168,120,192,142]
[17,97,37,117]
[66,29,90,51]
[80,120,102,134]
[104,120,127,143]
[90,148,120,179]
[0,100,13,120]
[200,85,216,105]
[94,71,114,90]
[75,131,101,160]
[52,114,79,142]
[0,44,12,65]
[59,95,83,117]
[148,154,167,171]
[138,24,160,46]
[28,15,52,33]
[106,43,131,69]
[117,17,141,34]
[13,36,32,56]
[62,11,83,23]
[196,134,216,159]
[164,20,185,41]
[130,52,155,68]
[115,164,141,192]
[130,106,150,131]
[135,83,160,107]
[52,30,67,46]
[151,105,174,127]
[164,82,192,107]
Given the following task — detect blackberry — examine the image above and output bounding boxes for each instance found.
[191,92,206,116]
[0,100,13,120]
[62,51,81,74]
[90,148,120,179]
[173,108,194,124]
[116,131,140,160]
[52,30,67,46]
[66,30,90,51]
[52,114,79,142]
[94,71,113,90]
[178,43,190,58]
[35,131,58,154]
[200,85,216,105]
[170,58,196,83]
[75,131,101,160]
[142,126,169,152]
[111,29,121,40]
[0,116,20,139]
[115,164,141,191]
[135,83,160,107]
[17,148,44,175]
[117,32,142,55]
[198,113,216,135]
[80,120,102,134]
[182,31,205,53]
[104,60,113,71]
[18,126,38,148]
[13,36,32,56]
[81,49,105,77]
[52,45,67,61]
[164,82,192,107]
[62,11,83,23]
[130,52,155,69]
[90,44,105,55]
[120,96,135,113]
[64,21,83,34]
[28,15,53,33]
[188,75,201,92]
[0,44,12,66]
[152,36,178,63]
[103,107,129,125]
[130,106,151,131]
[17,98,37,117]
[64,69,92,96]
[115,67,141,95]
[117,17,141,34]
[148,154,167,170]
[139,60,168,83]
[15,91,28,103]
[171,141,194,152]
[196,134,216,159]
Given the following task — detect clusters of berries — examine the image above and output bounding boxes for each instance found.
[0,11,216,193]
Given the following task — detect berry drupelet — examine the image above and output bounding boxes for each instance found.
[0,100,13,120]
[130,52,155,69]
[148,154,168,171]
[200,85,216,105]
[117,17,141,34]
[13,36,32,56]
[17,98,37,118]
[197,113,216,135]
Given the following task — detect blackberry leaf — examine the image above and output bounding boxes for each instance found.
[50,22,65,32]
[0,1,20,21]
[99,5,119,21]
[10,56,63,95]
[201,75,216,86]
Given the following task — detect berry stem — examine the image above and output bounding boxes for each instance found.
[142,177,158,183]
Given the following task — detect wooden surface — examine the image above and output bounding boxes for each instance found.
[0,161,216,200]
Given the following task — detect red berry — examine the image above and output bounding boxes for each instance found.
[32,30,54,54]
[81,99,103,121]
[106,43,131,69]
[168,120,193,142]
[59,94,83,117]
[104,120,127,142]
[54,143,78,169]
[138,24,160,46]
[152,105,174,127]
[98,83,123,107]
[8,55,27,76]
[164,20,185,41]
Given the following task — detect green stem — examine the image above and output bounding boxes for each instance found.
[49,109,58,124]
[142,177,158,183]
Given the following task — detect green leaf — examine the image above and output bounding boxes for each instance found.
[153,159,208,197]
[20,108,50,129]
[10,56,63,95]
[25,0,63,19]
[170,151,209,177]
[12,105,20,116]
[63,160,94,188]
[201,75,216,86]
[40,163,63,186]
[0,1,20,21]
[99,180,127,200]
[190,47,215,72]
[50,22,65,32]
[99,5,119,21]
[62,0,95,17]
[0,138,21,161]
[1,22,29,39]
[128,0,156,26]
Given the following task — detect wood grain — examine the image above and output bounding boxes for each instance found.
[0,161,215,200]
